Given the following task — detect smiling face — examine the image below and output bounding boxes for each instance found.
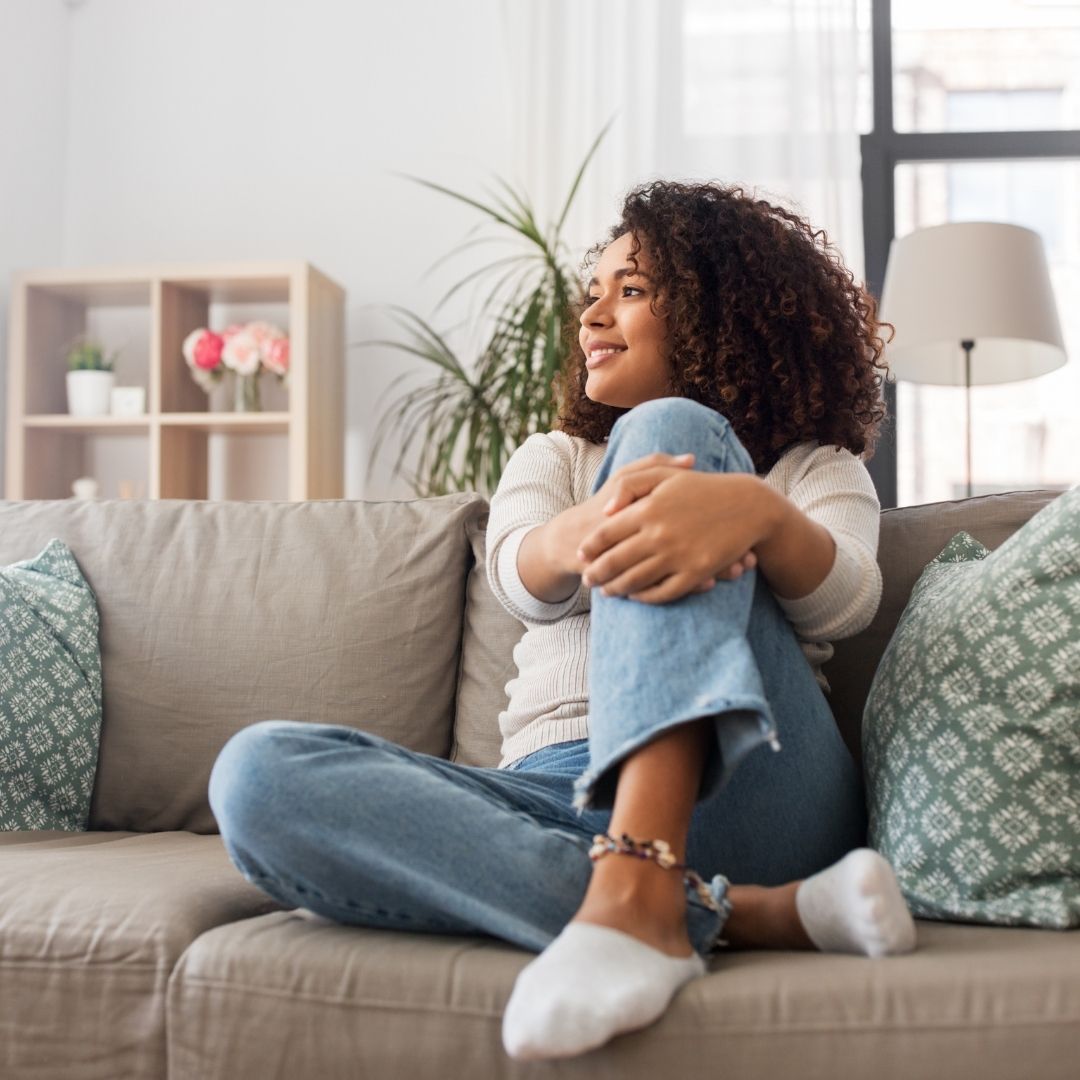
[578,232,672,409]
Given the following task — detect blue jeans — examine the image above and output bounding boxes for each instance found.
[209,398,866,959]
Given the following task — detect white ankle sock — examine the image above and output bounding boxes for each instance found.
[501,922,705,1060]
[794,848,917,957]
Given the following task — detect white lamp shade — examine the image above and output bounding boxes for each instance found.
[879,221,1067,386]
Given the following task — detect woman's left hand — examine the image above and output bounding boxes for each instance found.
[576,469,782,604]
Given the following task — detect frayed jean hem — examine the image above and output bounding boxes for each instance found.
[570,696,781,814]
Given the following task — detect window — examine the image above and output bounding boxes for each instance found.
[892,2,1080,133]
[861,0,1080,506]
[895,156,1080,502]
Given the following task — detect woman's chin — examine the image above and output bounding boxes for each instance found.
[587,390,640,410]
[587,392,619,408]
[585,380,631,409]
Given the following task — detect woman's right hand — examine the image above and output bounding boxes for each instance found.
[516,453,699,605]
[518,451,754,605]
[565,452,698,572]
[568,453,757,595]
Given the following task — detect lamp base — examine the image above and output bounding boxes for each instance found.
[961,339,974,499]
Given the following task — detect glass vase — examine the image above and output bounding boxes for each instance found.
[233,372,262,413]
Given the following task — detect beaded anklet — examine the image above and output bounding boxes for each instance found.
[589,832,725,915]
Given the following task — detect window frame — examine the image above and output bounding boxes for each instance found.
[860,0,1080,507]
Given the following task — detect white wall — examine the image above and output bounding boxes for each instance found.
[1,0,518,498]
[0,0,71,492]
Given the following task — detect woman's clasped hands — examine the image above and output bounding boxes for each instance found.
[575,453,783,604]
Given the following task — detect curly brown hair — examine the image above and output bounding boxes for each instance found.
[555,180,892,472]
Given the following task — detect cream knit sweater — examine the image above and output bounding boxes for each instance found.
[485,431,882,769]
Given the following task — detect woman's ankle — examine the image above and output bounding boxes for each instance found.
[723,882,814,950]
[571,903,694,958]
[573,854,694,956]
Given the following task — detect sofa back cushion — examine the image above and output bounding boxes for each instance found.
[454,489,1064,771]
[825,489,1063,762]
[0,495,485,833]
[451,511,522,768]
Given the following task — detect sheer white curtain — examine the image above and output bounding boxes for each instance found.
[497,0,670,258]
[499,0,865,274]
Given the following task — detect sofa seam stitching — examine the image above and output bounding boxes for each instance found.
[168,976,1080,1032]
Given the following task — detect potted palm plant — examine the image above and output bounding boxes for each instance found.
[365,126,609,497]
[66,338,118,417]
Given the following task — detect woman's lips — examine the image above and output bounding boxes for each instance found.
[585,347,626,370]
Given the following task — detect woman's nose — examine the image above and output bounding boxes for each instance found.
[581,300,612,328]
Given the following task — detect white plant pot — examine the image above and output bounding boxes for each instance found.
[66,370,115,417]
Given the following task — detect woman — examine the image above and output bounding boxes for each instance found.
[208,180,916,1063]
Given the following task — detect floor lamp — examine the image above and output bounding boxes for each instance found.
[878,222,1066,498]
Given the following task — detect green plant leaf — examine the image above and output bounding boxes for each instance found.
[432,252,540,315]
[400,173,520,232]
[363,127,609,495]
[422,232,523,281]
[554,115,616,238]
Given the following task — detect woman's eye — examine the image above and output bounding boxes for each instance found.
[583,286,642,307]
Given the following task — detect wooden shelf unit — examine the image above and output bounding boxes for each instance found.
[5,261,345,500]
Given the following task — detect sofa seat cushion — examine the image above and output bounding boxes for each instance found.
[0,831,282,1080]
[168,910,1080,1080]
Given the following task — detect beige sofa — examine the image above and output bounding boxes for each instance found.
[0,488,1076,1080]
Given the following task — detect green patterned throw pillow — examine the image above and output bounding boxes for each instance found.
[0,539,103,830]
[864,486,1080,929]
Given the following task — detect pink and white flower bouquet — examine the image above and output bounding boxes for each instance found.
[182,321,290,401]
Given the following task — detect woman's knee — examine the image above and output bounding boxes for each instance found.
[614,396,724,437]
[208,719,307,839]
[209,721,391,839]
[605,397,752,473]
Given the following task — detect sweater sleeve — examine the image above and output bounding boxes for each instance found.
[771,447,883,642]
[485,433,590,625]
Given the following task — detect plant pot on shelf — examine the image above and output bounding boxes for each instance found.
[66,370,115,417]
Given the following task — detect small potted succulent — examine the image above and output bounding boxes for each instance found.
[66,338,118,417]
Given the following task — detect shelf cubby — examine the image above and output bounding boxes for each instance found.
[23,427,151,501]
[6,261,345,501]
